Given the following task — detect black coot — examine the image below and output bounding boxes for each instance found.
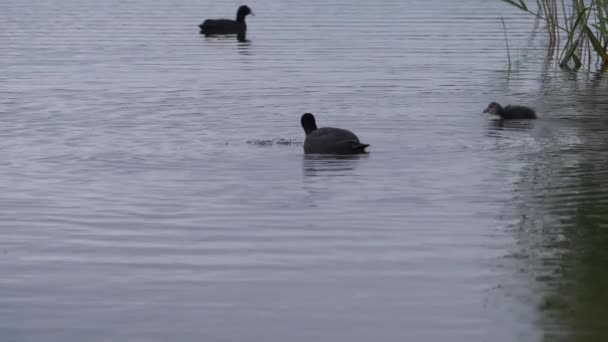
[199,5,253,38]
[300,113,369,154]
[483,102,536,120]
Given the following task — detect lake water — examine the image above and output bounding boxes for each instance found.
[2,0,608,341]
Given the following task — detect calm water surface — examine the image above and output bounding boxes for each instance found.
[2,0,608,341]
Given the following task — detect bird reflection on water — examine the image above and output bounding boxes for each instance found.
[200,34,251,43]
[302,154,368,178]
[487,118,536,132]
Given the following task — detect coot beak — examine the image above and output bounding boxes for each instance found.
[482,108,489,113]
[250,11,255,16]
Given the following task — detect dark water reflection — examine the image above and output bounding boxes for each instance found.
[201,33,249,43]
[486,119,536,131]
[501,72,608,341]
[302,154,366,177]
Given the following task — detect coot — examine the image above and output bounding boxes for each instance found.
[199,5,253,37]
[483,102,536,120]
[301,113,369,154]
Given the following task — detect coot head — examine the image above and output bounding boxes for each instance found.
[237,5,254,19]
[483,102,503,115]
[301,113,318,135]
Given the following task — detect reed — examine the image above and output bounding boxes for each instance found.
[502,0,608,70]
[501,16,513,70]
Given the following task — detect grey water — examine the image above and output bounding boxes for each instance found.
[2,0,608,341]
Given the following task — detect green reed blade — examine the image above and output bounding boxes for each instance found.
[501,0,527,10]
[584,25,608,63]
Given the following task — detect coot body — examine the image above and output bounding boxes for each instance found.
[199,5,253,36]
[300,113,369,154]
[483,102,536,120]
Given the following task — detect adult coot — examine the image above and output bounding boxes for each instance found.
[300,113,369,154]
[483,102,536,120]
[199,5,253,37]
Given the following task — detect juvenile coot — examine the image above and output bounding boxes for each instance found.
[301,113,369,154]
[483,102,536,120]
[199,5,253,37]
